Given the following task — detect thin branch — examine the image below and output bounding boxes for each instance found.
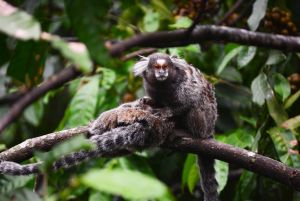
[0,90,26,105]
[185,0,207,36]
[217,0,246,25]
[108,25,300,57]
[1,124,300,190]
[120,48,157,61]
[0,67,82,134]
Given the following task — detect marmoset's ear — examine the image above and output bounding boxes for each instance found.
[170,56,188,70]
[133,55,149,76]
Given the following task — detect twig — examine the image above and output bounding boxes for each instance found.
[1,123,300,190]
[120,48,157,61]
[185,0,207,36]
[108,25,300,56]
[0,67,82,134]
[216,0,246,25]
[0,90,27,105]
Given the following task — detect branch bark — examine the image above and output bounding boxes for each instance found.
[0,67,82,134]
[1,124,300,190]
[108,25,300,56]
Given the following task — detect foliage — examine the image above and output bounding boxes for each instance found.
[0,0,300,200]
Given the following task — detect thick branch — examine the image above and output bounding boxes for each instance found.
[164,138,300,191]
[0,67,82,134]
[108,25,300,56]
[1,125,300,190]
[0,126,88,162]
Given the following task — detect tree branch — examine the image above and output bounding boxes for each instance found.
[0,126,88,162]
[1,123,300,190]
[0,67,82,134]
[164,138,300,191]
[108,25,300,57]
[0,90,28,105]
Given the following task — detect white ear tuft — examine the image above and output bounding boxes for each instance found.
[133,57,149,76]
[170,57,188,70]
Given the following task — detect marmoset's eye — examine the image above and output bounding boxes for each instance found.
[154,64,160,69]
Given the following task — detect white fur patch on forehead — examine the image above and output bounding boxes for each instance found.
[156,59,166,66]
[133,56,149,76]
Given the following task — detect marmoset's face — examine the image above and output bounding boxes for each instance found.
[148,53,173,81]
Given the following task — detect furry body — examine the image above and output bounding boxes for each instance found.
[134,53,218,201]
[0,98,174,175]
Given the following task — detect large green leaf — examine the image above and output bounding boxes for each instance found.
[50,36,92,73]
[7,41,48,83]
[0,175,33,194]
[0,1,41,40]
[181,154,199,193]
[217,46,243,75]
[268,127,300,168]
[237,46,257,68]
[81,169,169,200]
[217,128,254,148]
[247,0,268,31]
[58,75,100,129]
[251,73,270,106]
[284,89,300,109]
[64,0,111,66]
[169,16,192,29]
[272,73,291,102]
[215,160,228,193]
[143,9,160,32]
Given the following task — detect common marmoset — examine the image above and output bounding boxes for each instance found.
[133,53,218,201]
[0,98,174,175]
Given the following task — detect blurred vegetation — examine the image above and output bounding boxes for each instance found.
[0,0,300,200]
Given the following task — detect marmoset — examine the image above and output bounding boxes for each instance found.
[0,98,174,175]
[133,53,218,201]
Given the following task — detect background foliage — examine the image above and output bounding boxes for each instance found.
[0,0,300,200]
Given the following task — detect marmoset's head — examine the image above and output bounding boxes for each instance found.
[133,53,187,82]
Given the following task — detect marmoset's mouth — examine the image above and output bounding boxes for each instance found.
[156,75,168,81]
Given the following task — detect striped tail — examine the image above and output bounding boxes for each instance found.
[198,155,219,201]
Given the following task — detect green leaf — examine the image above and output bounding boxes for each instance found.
[0,175,33,194]
[182,154,199,193]
[219,67,242,83]
[151,0,172,20]
[272,73,291,101]
[143,10,160,32]
[64,0,112,66]
[7,41,48,83]
[100,68,116,90]
[13,189,41,201]
[247,0,268,31]
[169,16,192,29]
[266,91,288,125]
[24,99,44,126]
[237,46,257,68]
[266,50,286,65]
[268,127,300,168]
[234,171,257,201]
[215,160,228,193]
[281,115,300,130]
[58,75,100,129]
[217,46,243,75]
[284,89,300,109]
[251,73,271,106]
[50,36,92,73]
[81,169,168,200]
[0,2,41,40]
[218,129,254,148]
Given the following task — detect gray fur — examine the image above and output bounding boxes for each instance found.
[0,98,174,175]
[139,53,219,201]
